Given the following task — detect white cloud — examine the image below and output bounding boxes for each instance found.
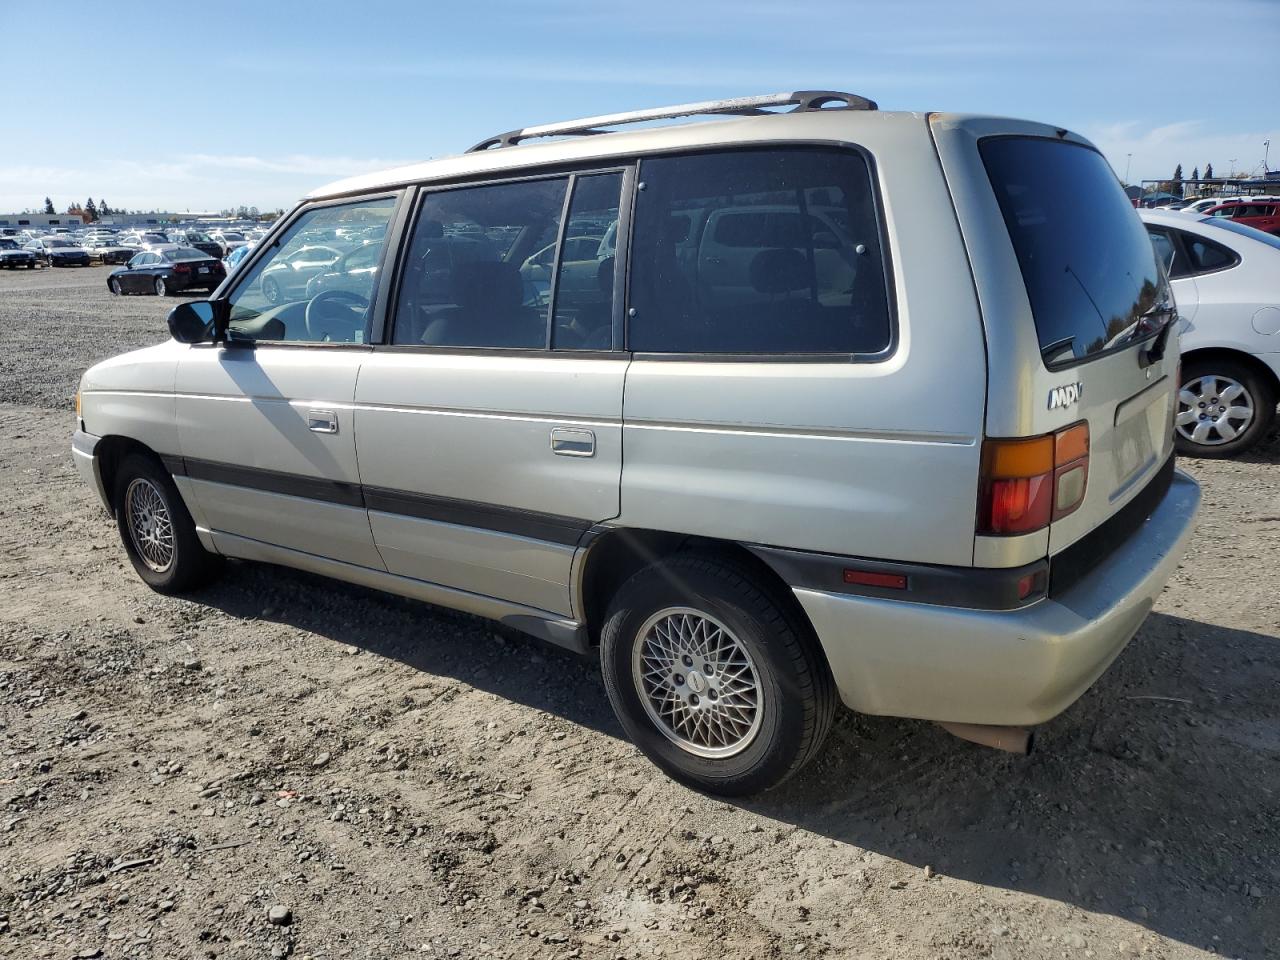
[0,153,415,213]
[1086,120,1277,184]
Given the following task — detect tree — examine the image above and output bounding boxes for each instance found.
[99,199,112,217]
[43,197,55,214]
[85,198,98,222]
[1204,162,1214,180]
[1191,166,1199,182]
[1171,164,1184,197]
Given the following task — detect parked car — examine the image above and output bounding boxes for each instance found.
[72,91,1199,796]
[257,244,343,303]
[26,237,90,266]
[1202,200,1280,235]
[211,230,250,254]
[82,235,137,265]
[304,241,383,300]
[107,245,226,296]
[168,230,226,260]
[1141,209,1280,457]
[0,237,40,268]
[222,242,256,275]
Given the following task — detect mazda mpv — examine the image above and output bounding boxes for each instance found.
[73,92,1200,795]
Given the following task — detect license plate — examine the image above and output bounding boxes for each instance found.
[198,266,209,274]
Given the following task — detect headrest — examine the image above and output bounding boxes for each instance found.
[749,248,809,296]
[419,219,445,240]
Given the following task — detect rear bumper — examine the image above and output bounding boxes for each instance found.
[794,468,1201,726]
[72,429,112,512]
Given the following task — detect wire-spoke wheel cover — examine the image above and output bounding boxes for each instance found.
[1176,374,1254,447]
[631,606,764,759]
[125,477,175,573]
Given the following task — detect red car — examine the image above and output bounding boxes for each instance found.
[1203,200,1280,235]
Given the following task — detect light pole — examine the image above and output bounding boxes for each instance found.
[1266,139,1272,172]
[1124,153,1133,184]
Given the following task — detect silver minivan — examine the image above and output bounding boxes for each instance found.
[72,92,1200,795]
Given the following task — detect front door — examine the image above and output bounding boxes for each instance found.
[355,171,629,617]
[174,195,401,568]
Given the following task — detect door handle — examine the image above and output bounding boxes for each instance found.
[551,427,595,457]
[307,409,339,434]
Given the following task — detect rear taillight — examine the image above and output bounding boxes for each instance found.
[978,422,1089,536]
[173,263,191,274]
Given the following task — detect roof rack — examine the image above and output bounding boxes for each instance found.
[467,90,877,153]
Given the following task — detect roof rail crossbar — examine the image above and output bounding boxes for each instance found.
[467,90,877,152]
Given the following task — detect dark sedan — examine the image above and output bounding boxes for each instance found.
[0,237,40,268]
[108,246,226,296]
[26,237,91,266]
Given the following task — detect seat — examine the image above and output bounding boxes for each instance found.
[422,260,545,348]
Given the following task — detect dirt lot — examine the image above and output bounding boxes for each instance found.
[1,264,1278,960]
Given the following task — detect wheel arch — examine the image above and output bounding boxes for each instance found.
[95,435,166,516]
[575,527,824,655]
[1180,347,1280,399]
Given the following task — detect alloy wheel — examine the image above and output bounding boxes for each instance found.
[124,478,175,573]
[1176,374,1255,447]
[631,607,764,759]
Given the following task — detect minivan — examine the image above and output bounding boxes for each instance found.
[72,91,1200,795]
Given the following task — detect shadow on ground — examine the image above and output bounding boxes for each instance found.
[196,561,1279,956]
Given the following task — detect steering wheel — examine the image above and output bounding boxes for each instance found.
[305,289,369,342]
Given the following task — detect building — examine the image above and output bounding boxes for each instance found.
[96,212,223,227]
[0,213,85,231]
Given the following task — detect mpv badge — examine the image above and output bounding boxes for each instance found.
[1048,382,1083,410]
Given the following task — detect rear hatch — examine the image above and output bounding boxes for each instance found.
[930,116,1179,567]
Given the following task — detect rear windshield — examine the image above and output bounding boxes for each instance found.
[981,137,1172,367]
[167,248,208,261]
[1199,216,1280,252]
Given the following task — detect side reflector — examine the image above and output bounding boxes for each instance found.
[843,569,908,590]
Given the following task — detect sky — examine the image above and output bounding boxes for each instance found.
[1,0,1276,214]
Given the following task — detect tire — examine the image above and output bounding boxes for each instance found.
[154,277,168,297]
[109,278,122,296]
[600,554,836,796]
[262,275,281,305]
[112,453,222,594]
[1175,357,1276,458]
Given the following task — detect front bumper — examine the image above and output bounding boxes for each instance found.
[72,429,112,512]
[794,469,1201,726]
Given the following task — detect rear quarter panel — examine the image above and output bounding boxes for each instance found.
[618,113,988,566]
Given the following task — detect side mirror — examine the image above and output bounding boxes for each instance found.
[167,300,219,343]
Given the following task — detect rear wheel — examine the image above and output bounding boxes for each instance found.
[154,277,168,297]
[1175,358,1275,458]
[262,276,281,305]
[600,555,836,796]
[113,453,221,593]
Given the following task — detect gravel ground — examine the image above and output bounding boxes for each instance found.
[1,265,1279,960]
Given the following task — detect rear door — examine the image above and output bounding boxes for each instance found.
[354,169,629,618]
[931,118,1180,563]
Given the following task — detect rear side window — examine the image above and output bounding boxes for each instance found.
[981,137,1171,366]
[392,177,567,349]
[1184,233,1240,272]
[628,148,891,355]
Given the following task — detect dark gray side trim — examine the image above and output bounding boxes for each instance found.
[167,455,592,547]
[363,486,590,547]
[748,544,1048,611]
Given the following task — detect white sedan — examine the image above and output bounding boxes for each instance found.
[1141,209,1280,456]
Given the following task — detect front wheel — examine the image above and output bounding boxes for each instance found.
[113,453,222,593]
[1175,358,1276,458]
[600,555,836,796]
[154,277,168,296]
[109,277,122,295]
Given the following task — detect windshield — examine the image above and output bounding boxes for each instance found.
[221,232,245,240]
[47,239,74,248]
[981,137,1173,366]
[1199,216,1280,252]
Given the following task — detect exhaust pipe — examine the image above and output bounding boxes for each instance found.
[938,722,1034,755]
